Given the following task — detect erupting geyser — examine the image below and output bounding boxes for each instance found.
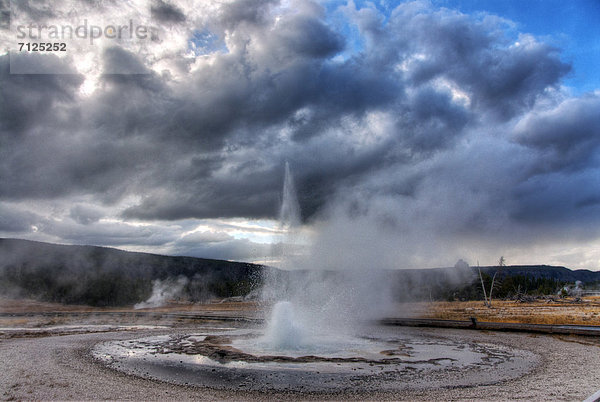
[279,161,301,231]
[92,162,539,394]
[261,301,305,350]
[261,162,310,351]
[262,162,379,353]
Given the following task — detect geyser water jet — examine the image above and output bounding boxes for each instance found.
[277,161,301,271]
[280,161,301,230]
[261,301,305,350]
[262,162,307,350]
[262,162,393,352]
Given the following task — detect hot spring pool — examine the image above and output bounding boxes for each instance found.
[92,323,538,392]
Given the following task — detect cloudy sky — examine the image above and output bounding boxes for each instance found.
[1,0,599,270]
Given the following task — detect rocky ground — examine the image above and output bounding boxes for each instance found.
[1,298,600,401]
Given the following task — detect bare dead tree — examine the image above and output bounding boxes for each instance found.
[477,261,490,307]
[478,257,505,308]
[487,256,505,307]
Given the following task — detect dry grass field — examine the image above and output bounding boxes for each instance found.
[0,297,264,329]
[3,297,600,327]
[0,297,260,314]
[417,297,600,326]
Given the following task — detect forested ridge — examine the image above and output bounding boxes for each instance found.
[1,238,598,306]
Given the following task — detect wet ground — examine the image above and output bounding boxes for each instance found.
[1,306,600,400]
[91,324,537,393]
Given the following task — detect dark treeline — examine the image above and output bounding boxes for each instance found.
[392,265,600,302]
[2,238,599,306]
[0,238,263,306]
[441,273,567,301]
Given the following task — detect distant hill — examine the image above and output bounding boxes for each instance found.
[397,265,600,285]
[478,265,600,283]
[1,238,598,306]
[390,265,600,301]
[0,238,266,306]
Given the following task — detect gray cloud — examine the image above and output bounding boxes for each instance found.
[0,55,81,136]
[513,95,600,174]
[69,204,105,225]
[151,0,186,24]
[1,0,598,267]
[219,0,277,31]
[0,203,40,232]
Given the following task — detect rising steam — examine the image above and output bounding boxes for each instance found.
[134,276,188,309]
[262,163,397,346]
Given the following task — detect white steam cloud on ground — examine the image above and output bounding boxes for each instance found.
[134,276,189,309]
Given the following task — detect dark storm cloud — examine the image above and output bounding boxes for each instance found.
[0,204,40,232]
[122,162,282,220]
[120,187,276,222]
[1,0,598,265]
[42,218,180,247]
[1,0,572,214]
[395,86,470,152]
[0,55,81,136]
[69,204,104,225]
[513,95,600,174]
[102,46,150,75]
[510,169,600,230]
[358,4,570,120]
[0,119,155,202]
[219,0,278,30]
[286,60,400,141]
[151,0,185,23]
[274,14,344,58]
[507,94,600,232]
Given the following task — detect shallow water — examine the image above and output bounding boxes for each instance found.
[92,325,537,392]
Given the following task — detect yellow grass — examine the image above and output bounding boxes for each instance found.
[418,297,600,326]
[0,297,259,314]
[3,297,600,327]
[0,297,263,329]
